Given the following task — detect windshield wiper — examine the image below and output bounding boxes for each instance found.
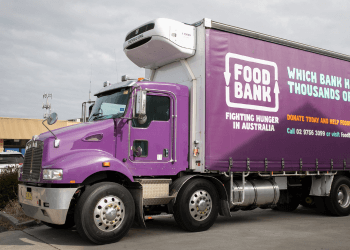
[114,113,124,118]
[93,115,106,121]
[90,112,124,122]
[88,113,104,121]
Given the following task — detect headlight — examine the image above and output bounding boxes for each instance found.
[43,169,63,180]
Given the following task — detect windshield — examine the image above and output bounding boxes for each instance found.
[88,87,130,122]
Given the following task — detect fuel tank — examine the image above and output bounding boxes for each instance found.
[230,179,280,209]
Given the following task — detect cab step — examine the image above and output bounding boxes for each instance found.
[135,179,174,206]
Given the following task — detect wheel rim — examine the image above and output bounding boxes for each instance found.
[337,184,350,208]
[189,190,212,221]
[94,195,125,232]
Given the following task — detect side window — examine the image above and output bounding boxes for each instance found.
[133,95,170,128]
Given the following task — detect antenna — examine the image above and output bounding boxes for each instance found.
[82,65,95,123]
[89,64,92,102]
[114,49,119,81]
[42,93,52,119]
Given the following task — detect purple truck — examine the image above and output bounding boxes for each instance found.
[19,18,350,244]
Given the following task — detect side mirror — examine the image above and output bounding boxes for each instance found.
[137,114,147,125]
[136,90,146,115]
[47,112,58,125]
[133,146,142,157]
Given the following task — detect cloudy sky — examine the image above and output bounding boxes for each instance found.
[1,0,349,120]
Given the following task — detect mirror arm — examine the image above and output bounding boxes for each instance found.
[118,117,133,120]
[42,119,58,140]
[118,116,139,121]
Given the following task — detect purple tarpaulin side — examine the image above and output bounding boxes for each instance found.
[205,29,350,172]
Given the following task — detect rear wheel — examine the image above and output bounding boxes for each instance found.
[274,190,300,212]
[324,176,350,216]
[314,196,329,214]
[300,177,315,209]
[74,182,135,244]
[275,199,300,212]
[173,179,219,232]
[300,196,316,208]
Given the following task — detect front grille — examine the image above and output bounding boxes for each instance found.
[22,140,44,181]
[125,37,152,50]
[125,23,155,42]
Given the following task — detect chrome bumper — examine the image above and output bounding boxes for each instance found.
[18,184,78,225]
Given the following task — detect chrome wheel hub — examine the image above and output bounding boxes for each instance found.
[94,195,125,232]
[189,190,212,221]
[337,184,350,208]
[105,207,117,221]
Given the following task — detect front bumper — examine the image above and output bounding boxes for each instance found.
[18,184,78,224]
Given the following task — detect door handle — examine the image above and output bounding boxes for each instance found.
[163,148,169,157]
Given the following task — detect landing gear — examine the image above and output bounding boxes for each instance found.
[74,182,135,244]
[173,179,219,232]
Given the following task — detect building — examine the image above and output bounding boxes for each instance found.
[0,117,80,154]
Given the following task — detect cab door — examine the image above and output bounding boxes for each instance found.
[129,91,174,174]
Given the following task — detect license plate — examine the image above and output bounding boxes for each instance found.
[26,192,32,200]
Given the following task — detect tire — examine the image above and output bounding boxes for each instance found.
[300,177,314,209]
[314,196,329,214]
[300,196,316,208]
[74,182,135,244]
[324,176,350,216]
[173,178,219,232]
[275,201,299,212]
[274,193,300,212]
[42,214,75,229]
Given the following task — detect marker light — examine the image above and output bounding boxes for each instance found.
[138,77,144,81]
[103,162,110,167]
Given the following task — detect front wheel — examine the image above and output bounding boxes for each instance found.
[173,178,219,232]
[74,182,135,244]
[324,176,350,216]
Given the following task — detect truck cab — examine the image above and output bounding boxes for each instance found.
[18,78,190,242]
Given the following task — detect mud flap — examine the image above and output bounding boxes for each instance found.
[309,175,334,196]
[128,183,146,228]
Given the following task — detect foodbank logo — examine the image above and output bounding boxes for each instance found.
[224,53,279,112]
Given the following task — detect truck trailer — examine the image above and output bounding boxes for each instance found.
[19,18,350,244]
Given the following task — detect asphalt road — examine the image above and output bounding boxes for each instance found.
[0,206,349,250]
